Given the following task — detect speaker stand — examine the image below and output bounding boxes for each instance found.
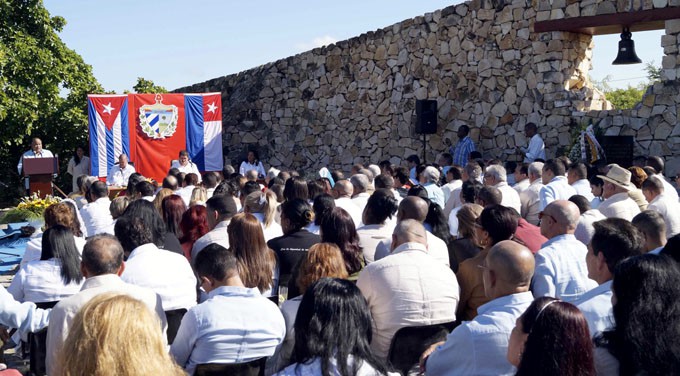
[422,133,427,165]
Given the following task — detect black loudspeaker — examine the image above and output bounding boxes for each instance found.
[415,99,437,134]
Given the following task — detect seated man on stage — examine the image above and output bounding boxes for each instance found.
[107,154,136,187]
[17,137,55,192]
[170,150,201,183]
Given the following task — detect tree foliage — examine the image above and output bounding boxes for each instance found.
[0,0,103,203]
[605,86,644,109]
[132,77,168,94]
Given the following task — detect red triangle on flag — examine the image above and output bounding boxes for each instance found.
[89,95,127,131]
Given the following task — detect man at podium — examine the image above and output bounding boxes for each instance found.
[17,137,54,191]
[107,154,136,187]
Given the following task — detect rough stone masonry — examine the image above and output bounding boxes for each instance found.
[176,0,680,175]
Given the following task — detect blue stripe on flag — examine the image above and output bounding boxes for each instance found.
[105,117,115,169]
[120,99,130,158]
[87,99,100,177]
[185,95,205,171]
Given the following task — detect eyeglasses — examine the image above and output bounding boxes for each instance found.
[538,211,555,224]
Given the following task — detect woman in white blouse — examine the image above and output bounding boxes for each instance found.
[9,225,84,303]
[244,191,283,242]
[66,146,90,194]
[239,150,266,177]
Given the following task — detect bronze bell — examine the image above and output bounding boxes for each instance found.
[612,27,642,65]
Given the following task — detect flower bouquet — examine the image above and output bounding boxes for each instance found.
[0,193,62,224]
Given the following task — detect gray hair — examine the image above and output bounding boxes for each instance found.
[465,162,482,180]
[368,164,381,180]
[423,166,440,183]
[350,174,370,193]
[528,162,544,178]
[485,165,507,182]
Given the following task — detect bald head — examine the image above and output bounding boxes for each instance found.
[544,200,580,233]
[333,180,354,198]
[392,219,428,249]
[81,234,124,277]
[484,240,535,298]
[397,196,429,222]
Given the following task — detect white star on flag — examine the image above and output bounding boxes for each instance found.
[102,102,115,115]
[207,102,217,114]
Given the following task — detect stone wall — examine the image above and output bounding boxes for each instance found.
[176,0,680,175]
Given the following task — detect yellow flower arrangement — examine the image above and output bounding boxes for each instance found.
[1,193,62,224]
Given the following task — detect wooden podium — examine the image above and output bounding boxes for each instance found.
[23,157,58,198]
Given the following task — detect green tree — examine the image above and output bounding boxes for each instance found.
[605,86,644,109]
[132,77,167,93]
[0,0,103,203]
[645,61,662,83]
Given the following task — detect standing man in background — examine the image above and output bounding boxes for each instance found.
[448,125,476,167]
[517,123,545,163]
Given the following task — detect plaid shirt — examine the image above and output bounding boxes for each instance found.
[450,136,475,167]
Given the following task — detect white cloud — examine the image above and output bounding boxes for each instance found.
[295,35,338,52]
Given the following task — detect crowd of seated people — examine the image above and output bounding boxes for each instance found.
[2,149,680,375]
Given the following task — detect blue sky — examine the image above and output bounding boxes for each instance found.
[44,0,664,92]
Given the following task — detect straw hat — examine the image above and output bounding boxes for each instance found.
[597,164,634,191]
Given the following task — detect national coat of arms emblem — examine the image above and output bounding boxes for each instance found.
[139,94,178,139]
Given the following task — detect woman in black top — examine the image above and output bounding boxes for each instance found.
[267,199,320,297]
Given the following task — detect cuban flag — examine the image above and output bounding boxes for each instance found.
[87,95,130,179]
[185,93,223,171]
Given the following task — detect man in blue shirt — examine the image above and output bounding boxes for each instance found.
[448,125,476,167]
[422,240,535,375]
[171,244,285,375]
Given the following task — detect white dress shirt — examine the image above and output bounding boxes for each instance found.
[513,178,530,193]
[351,192,371,215]
[121,243,197,311]
[374,231,450,267]
[520,179,544,225]
[170,285,285,375]
[647,194,680,238]
[21,235,86,269]
[267,296,302,374]
[176,184,195,207]
[171,160,202,182]
[334,197,363,228]
[442,180,463,204]
[239,161,266,177]
[80,197,114,237]
[275,356,400,376]
[357,242,459,360]
[0,286,50,340]
[574,280,614,337]
[656,173,679,202]
[8,259,84,303]
[46,274,166,376]
[17,149,55,189]
[448,206,462,237]
[356,223,395,263]
[598,192,641,221]
[425,292,534,376]
[571,179,595,201]
[106,164,136,186]
[522,134,545,162]
[191,220,230,260]
[494,181,522,214]
[533,234,597,302]
[539,176,576,211]
[574,209,607,245]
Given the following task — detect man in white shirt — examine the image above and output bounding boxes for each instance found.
[539,159,576,211]
[116,217,197,312]
[176,173,199,207]
[444,162,482,217]
[483,164,521,214]
[568,162,595,201]
[575,218,643,336]
[192,194,238,260]
[423,240,535,376]
[533,200,597,302]
[46,234,167,376]
[520,162,544,225]
[17,137,55,191]
[202,172,218,199]
[171,150,201,182]
[106,154,136,186]
[517,122,545,162]
[171,244,285,375]
[597,165,641,221]
[374,196,450,266]
[632,211,667,253]
[350,174,371,214]
[646,156,679,202]
[332,180,363,227]
[420,166,446,209]
[441,166,463,204]
[512,163,530,193]
[80,181,114,236]
[357,220,459,360]
[642,176,680,238]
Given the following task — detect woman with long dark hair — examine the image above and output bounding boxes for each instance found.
[307,193,335,235]
[275,278,396,376]
[121,200,183,255]
[162,195,187,239]
[357,189,398,263]
[178,205,209,260]
[8,225,84,303]
[594,254,680,375]
[320,207,364,280]
[284,177,309,202]
[227,213,278,295]
[457,204,517,320]
[239,150,266,177]
[508,297,595,376]
[66,146,90,194]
